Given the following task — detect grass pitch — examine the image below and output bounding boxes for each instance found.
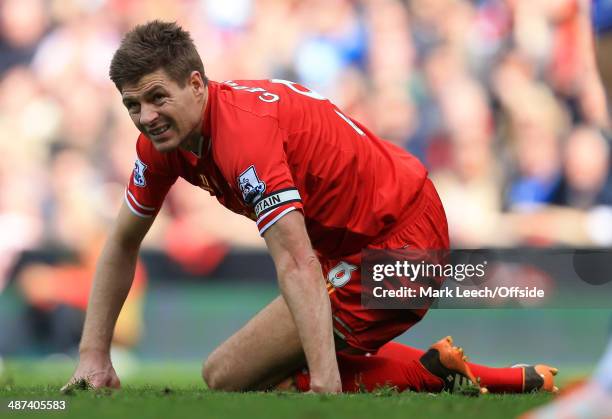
[0,359,557,419]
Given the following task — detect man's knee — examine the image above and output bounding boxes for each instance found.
[202,354,235,391]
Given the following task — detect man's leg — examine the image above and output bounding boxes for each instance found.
[291,337,483,393]
[202,295,307,391]
[292,340,557,393]
[377,341,558,393]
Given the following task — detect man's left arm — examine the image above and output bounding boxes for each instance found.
[263,210,341,394]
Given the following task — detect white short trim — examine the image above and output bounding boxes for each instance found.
[126,189,156,211]
[259,207,297,235]
[124,190,153,218]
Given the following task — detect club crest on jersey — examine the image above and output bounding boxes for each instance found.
[327,262,358,288]
[133,159,147,188]
[238,165,266,204]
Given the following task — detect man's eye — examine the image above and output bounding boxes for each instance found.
[126,103,140,112]
[153,94,165,103]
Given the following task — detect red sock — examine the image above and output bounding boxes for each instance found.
[294,351,444,393]
[378,342,525,393]
[294,341,524,393]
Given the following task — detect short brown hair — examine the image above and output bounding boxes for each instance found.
[109,20,207,91]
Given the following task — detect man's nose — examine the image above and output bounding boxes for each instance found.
[139,104,159,126]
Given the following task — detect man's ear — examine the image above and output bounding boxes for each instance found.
[190,71,205,96]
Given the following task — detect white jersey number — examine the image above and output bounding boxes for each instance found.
[269,79,365,136]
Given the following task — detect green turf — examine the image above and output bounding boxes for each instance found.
[0,360,557,419]
[0,387,554,419]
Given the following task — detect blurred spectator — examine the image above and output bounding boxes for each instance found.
[430,77,509,246]
[0,0,49,75]
[503,83,569,210]
[293,0,367,95]
[552,125,612,209]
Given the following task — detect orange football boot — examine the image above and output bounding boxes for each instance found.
[511,364,559,393]
[420,336,488,394]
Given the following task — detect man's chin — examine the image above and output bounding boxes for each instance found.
[151,138,180,153]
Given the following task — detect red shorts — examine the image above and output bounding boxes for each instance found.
[321,178,449,353]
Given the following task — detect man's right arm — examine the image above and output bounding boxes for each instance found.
[63,201,155,390]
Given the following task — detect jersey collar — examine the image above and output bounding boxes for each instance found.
[189,135,204,158]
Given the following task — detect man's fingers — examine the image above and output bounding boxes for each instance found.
[60,377,82,393]
[61,373,116,391]
[108,375,121,389]
[60,376,81,392]
[91,371,120,389]
[90,377,106,389]
[91,372,117,389]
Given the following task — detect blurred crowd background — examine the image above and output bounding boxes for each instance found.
[1,0,611,359]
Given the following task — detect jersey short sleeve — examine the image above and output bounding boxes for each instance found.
[215,109,303,235]
[125,135,178,218]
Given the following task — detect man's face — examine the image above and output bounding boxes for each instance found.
[121,69,205,152]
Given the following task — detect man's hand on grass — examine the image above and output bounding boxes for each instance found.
[61,350,120,391]
[309,368,342,394]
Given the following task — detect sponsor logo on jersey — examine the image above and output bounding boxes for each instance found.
[254,188,301,217]
[238,165,266,204]
[327,261,358,288]
[133,159,147,187]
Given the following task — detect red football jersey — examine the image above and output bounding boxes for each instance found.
[125,79,427,258]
